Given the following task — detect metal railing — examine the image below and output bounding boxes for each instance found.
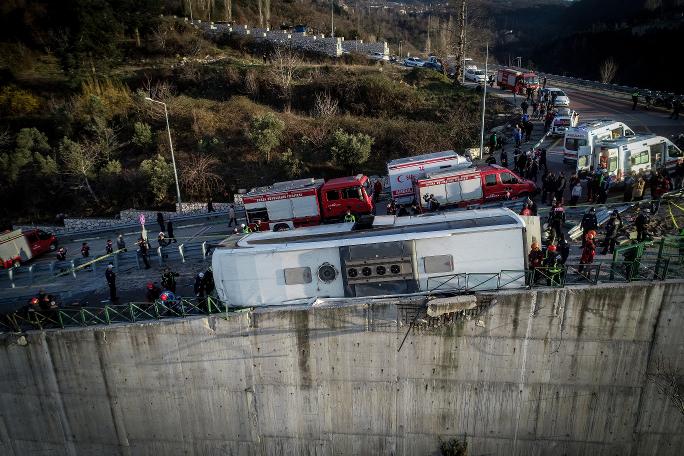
[0,297,238,333]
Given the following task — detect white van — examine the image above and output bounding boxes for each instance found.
[564,120,635,170]
[593,134,684,182]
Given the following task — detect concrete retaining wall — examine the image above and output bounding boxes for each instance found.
[1,282,683,455]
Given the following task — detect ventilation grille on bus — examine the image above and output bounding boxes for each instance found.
[344,256,413,284]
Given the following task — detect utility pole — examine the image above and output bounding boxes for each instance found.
[188,0,193,21]
[479,43,489,160]
[145,98,183,211]
[331,0,335,37]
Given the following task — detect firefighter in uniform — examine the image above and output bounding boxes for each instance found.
[543,244,563,286]
[344,209,356,223]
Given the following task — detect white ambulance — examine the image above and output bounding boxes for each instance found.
[593,134,684,182]
[387,150,471,204]
[563,120,635,169]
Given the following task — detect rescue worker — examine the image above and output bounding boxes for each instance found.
[543,244,563,286]
[145,282,162,303]
[526,198,538,216]
[241,223,252,234]
[548,200,566,242]
[137,236,151,269]
[570,181,582,206]
[554,172,566,202]
[520,204,532,216]
[631,90,639,110]
[541,170,553,204]
[501,150,509,168]
[623,240,640,280]
[344,209,356,223]
[373,180,383,203]
[157,212,165,233]
[105,263,117,302]
[81,242,90,258]
[601,211,622,255]
[580,207,598,247]
[651,173,670,214]
[194,272,206,299]
[105,239,114,254]
[635,208,650,242]
[203,267,215,296]
[116,234,127,252]
[558,238,570,265]
[158,232,170,248]
[670,96,681,120]
[166,220,176,243]
[528,242,544,284]
[161,267,179,293]
[578,231,597,274]
[489,132,497,152]
[485,154,497,165]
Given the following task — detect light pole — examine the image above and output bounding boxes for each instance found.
[516,56,522,68]
[145,97,183,210]
[479,43,489,160]
[331,0,334,37]
[188,0,193,22]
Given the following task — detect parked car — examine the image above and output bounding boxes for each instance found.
[403,57,425,67]
[465,67,487,83]
[541,88,570,107]
[423,61,443,72]
[368,52,389,61]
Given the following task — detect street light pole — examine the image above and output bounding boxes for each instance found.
[145,97,183,211]
[479,43,489,160]
[516,56,522,68]
[188,0,193,22]
[331,0,334,37]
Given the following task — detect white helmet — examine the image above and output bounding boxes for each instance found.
[198,272,204,278]
[241,223,246,228]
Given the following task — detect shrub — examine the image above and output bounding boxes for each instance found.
[140,154,174,204]
[132,122,153,149]
[247,112,285,162]
[328,129,374,172]
[0,85,40,116]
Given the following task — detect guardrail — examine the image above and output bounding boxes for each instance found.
[0,297,238,333]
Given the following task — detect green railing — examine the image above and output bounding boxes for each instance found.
[0,297,240,333]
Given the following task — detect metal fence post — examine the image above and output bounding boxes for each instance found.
[202,241,207,259]
[157,247,163,266]
[8,268,14,288]
[135,253,141,270]
[179,244,185,263]
[28,265,33,284]
[70,260,76,278]
[113,254,119,272]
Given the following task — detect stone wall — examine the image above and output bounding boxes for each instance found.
[1,282,683,455]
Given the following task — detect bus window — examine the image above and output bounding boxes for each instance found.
[624,128,635,137]
[578,155,591,169]
[630,151,649,166]
[611,128,621,139]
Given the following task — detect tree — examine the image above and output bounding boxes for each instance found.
[0,85,40,116]
[0,128,56,184]
[328,129,374,172]
[140,154,174,204]
[132,122,153,149]
[269,46,302,112]
[247,113,285,162]
[599,57,618,84]
[59,137,102,203]
[180,154,224,199]
[453,0,467,85]
[279,149,307,179]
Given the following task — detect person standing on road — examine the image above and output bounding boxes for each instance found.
[157,212,165,233]
[105,239,114,255]
[520,100,529,115]
[670,97,681,120]
[146,282,161,303]
[623,172,635,202]
[578,231,596,274]
[344,209,357,222]
[207,198,215,213]
[635,208,650,242]
[581,207,598,247]
[554,172,567,202]
[203,267,215,296]
[632,174,646,201]
[570,181,582,206]
[541,170,552,204]
[105,263,117,302]
[138,237,151,269]
[631,90,639,110]
[81,242,90,258]
[161,267,179,293]
[228,204,237,227]
[166,220,176,243]
[549,199,566,242]
[601,211,622,255]
[489,132,497,153]
[194,272,206,299]
[531,100,539,119]
[117,234,127,252]
[542,77,547,89]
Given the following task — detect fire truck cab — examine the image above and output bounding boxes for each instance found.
[242,175,374,231]
[496,68,540,94]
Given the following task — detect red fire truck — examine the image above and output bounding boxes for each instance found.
[496,68,540,94]
[0,229,59,268]
[415,165,536,210]
[241,175,375,231]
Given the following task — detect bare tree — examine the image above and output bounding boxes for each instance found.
[269,46,302,112]
[648,356,684,417]
[244,69,259,98]
[180,154,225,199]
[312,92,339,119]
[224,0,232,22]
[151,25,169,51]
[264,0,271,27]
[59,138,102,203]
[258,0,263,27]
[600,57,619,84]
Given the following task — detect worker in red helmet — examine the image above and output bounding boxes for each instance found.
[579,230,597,275]
[528,242,544,285]
[543,244,562,286]
[145,282,161,303]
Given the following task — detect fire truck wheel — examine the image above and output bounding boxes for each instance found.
[49,242,58,251]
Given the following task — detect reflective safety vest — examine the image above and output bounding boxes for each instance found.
[242,226,252,233]
[344,214,356,223]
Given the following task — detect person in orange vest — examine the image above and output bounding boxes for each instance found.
[579,230,597,274]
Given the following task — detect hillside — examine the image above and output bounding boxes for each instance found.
[0,2,503,225]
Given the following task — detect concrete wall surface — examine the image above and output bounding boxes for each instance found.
[1,282,683,455]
